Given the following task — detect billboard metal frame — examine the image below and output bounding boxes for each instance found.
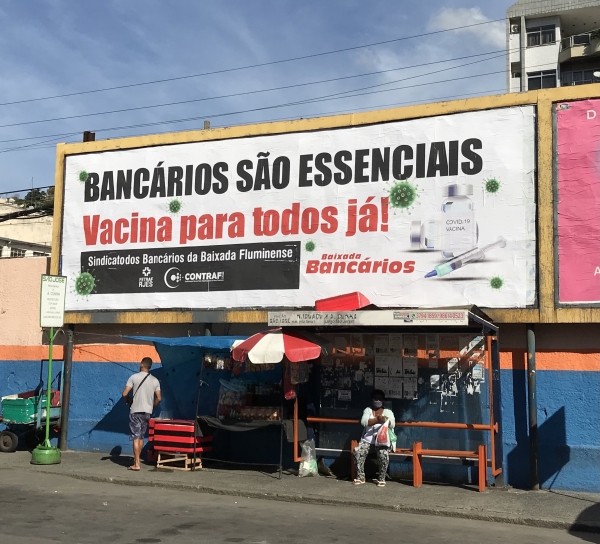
[51,85,600,324]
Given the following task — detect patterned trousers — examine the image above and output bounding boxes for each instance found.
[353,441,390,481]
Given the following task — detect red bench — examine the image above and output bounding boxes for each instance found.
[148,419,213,471]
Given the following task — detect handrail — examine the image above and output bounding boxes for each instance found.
[306,416,493,431]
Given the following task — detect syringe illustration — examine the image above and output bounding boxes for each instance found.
[424,237,507,278]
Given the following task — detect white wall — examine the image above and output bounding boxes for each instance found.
[0,200,53,246]
[510,77,522,93]
[509,33,521,65]
[523,16,562,90]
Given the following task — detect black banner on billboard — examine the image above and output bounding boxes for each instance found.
[80,242,300,294]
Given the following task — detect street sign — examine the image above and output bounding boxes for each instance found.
[40,275,67,328]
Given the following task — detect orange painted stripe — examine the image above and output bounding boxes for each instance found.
[1,345,598,370]
[73,344,159,363]
[500,349,600,371]
[0,345,65,361]
[500,349,525,370]
[0,344,158,363]
[536,350,600,371]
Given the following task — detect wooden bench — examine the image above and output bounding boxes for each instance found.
[350,440,488,492]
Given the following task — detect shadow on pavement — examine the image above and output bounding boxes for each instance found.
[201,457,290,479]
[569,502,600,542]
[100,445,154,469]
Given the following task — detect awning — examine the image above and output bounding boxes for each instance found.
[126,335,247,350]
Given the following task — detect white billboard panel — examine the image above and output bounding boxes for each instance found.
[61,106,536,311]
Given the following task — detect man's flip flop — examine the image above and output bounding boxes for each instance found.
[127,466,140,471]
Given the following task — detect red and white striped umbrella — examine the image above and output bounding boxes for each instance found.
[232,328,324,365]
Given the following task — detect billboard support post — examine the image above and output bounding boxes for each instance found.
[59,325,74,451]
[527,324,539,490]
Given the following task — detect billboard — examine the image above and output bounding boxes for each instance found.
[557,99,600,304]
[61,106,536,312]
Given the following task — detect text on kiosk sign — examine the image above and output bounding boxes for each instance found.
[267,310,469,327]
[40,275,67,328]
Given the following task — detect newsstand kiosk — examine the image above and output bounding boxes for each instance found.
[271,306,502,490]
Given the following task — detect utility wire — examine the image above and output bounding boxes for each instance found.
[0,53,566,157]
[0,17,506,108]
[0,47,512,144]
[0,54,570,156]
[78,55,569,136]
[0,37,556,142]
[0,81,514,159]
[211,87,508,128]
[0,51,508,130]
[0,69,506,153]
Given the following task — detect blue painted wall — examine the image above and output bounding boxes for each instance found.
[1,357,599,491]
[63,345,294,466]
[501,369,600,492]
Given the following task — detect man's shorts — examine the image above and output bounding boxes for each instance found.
[129,412,151,440]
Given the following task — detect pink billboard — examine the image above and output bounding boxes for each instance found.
[557,99,600,304]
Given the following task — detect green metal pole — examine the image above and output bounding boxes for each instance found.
[31,327,61,464]
[43,327,55,447]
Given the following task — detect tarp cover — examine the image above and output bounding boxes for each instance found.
[126,335,247,349]
[122,335,248,421]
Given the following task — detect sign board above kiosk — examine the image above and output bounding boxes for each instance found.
[268,310,469,327]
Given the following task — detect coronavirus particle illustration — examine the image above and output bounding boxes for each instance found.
[388,181,418,210]
[485,178,500,194]
[168,198,183,214]
[75,272,96,296]
[305,240,316,252]
[78,170,89,183]
[490,276,504,290]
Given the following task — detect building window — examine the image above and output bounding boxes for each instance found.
[562,70,596,86]
[528,70,557,90]
[562,33,591,50]
[527,25,556,47]
[10,247,26,258]
[573,34,591,46]
[33,251,49,257]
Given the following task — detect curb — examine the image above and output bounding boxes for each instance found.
[31,468,600,534]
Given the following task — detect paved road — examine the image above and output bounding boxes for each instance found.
[1,470,598,544]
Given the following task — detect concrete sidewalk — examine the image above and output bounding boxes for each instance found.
[1,451,598,533]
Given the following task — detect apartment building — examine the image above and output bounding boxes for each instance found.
[507,0,600,92]
[0,198,52,258]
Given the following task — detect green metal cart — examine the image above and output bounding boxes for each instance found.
[0,361,63,452]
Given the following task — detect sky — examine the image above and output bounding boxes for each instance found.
[0,0,515,195]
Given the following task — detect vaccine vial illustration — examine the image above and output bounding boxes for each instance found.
[410,184,478,257]
[410,219,440,250]
[440,184,476,258]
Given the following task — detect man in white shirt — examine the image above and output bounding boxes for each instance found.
[122,357,161,471]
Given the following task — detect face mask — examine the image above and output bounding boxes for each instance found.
[372,400,383,409]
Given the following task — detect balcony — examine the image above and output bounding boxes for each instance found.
[559,31,600,63]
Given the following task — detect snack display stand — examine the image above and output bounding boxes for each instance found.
[194,368,286,478]
[128,335,296,476]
